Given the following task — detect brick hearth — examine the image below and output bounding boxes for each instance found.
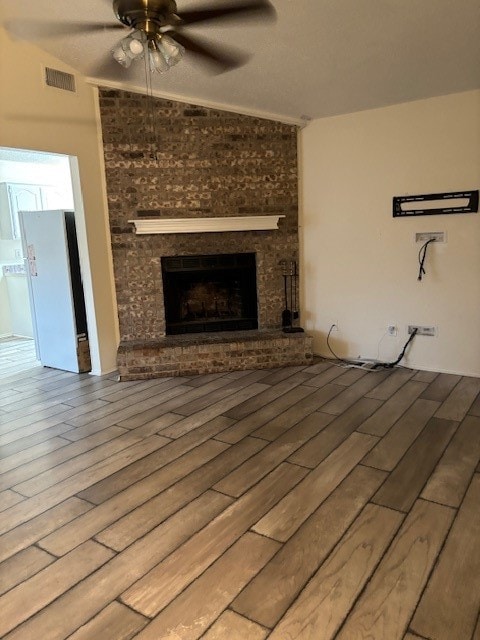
[117,330,313,380]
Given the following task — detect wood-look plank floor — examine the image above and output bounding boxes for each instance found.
[0,338,40,379]
[0,361,479,639]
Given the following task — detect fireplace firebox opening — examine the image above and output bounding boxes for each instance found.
[161,253,258,335]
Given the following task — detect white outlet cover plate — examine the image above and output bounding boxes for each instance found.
[407,325,437,336]
[414,231,446,243]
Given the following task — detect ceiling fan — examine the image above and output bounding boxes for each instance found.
[8,0,276,75]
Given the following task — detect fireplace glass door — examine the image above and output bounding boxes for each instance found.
[162,253,258,335]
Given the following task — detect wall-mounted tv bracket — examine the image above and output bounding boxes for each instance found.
[393,190,479,217]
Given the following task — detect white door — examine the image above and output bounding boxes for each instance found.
[19,210,80,372]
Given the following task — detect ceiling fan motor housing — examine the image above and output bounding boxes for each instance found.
[113,0,178,34]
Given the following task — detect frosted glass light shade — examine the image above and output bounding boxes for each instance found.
[158,34,185,67]
[149,48,169,73]
[112,44,132,67]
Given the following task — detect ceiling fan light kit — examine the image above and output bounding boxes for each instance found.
[112,29,184,72]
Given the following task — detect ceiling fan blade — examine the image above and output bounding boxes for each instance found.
[176,0,276,26]
[172,32,250,73]
[5,19,125,41]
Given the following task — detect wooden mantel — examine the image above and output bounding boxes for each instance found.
[128,215,286,235]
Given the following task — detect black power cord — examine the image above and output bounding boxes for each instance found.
[372,327,418,369]
[418,238,436,281]
[326,324,418,370]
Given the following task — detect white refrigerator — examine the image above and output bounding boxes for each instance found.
[19,209,91,373]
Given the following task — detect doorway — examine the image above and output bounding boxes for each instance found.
[0,147,89,377]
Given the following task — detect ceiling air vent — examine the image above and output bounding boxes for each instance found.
[44,67,76,93]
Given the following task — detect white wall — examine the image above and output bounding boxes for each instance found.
[0,27,119,373]
[5,274,33,336]
[300,90,480,376]
[0,260,12,335]
[0,238,23,336]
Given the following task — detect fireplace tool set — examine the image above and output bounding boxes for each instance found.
[280,259,304,333]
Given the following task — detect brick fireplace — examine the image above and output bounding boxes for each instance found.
[99,89,313,378]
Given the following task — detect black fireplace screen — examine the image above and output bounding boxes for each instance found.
[161,253,258,335]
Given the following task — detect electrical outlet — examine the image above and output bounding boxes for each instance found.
[408,325,437,336]
[415,232,446,243]
[387,325,397,336]
[328,323,339,332]
[14,249,22,259]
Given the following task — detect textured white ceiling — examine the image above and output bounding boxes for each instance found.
[2,0,479,122]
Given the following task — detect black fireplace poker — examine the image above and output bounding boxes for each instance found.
[280,259,304,333]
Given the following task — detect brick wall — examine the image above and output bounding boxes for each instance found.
[99,88,299,342]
